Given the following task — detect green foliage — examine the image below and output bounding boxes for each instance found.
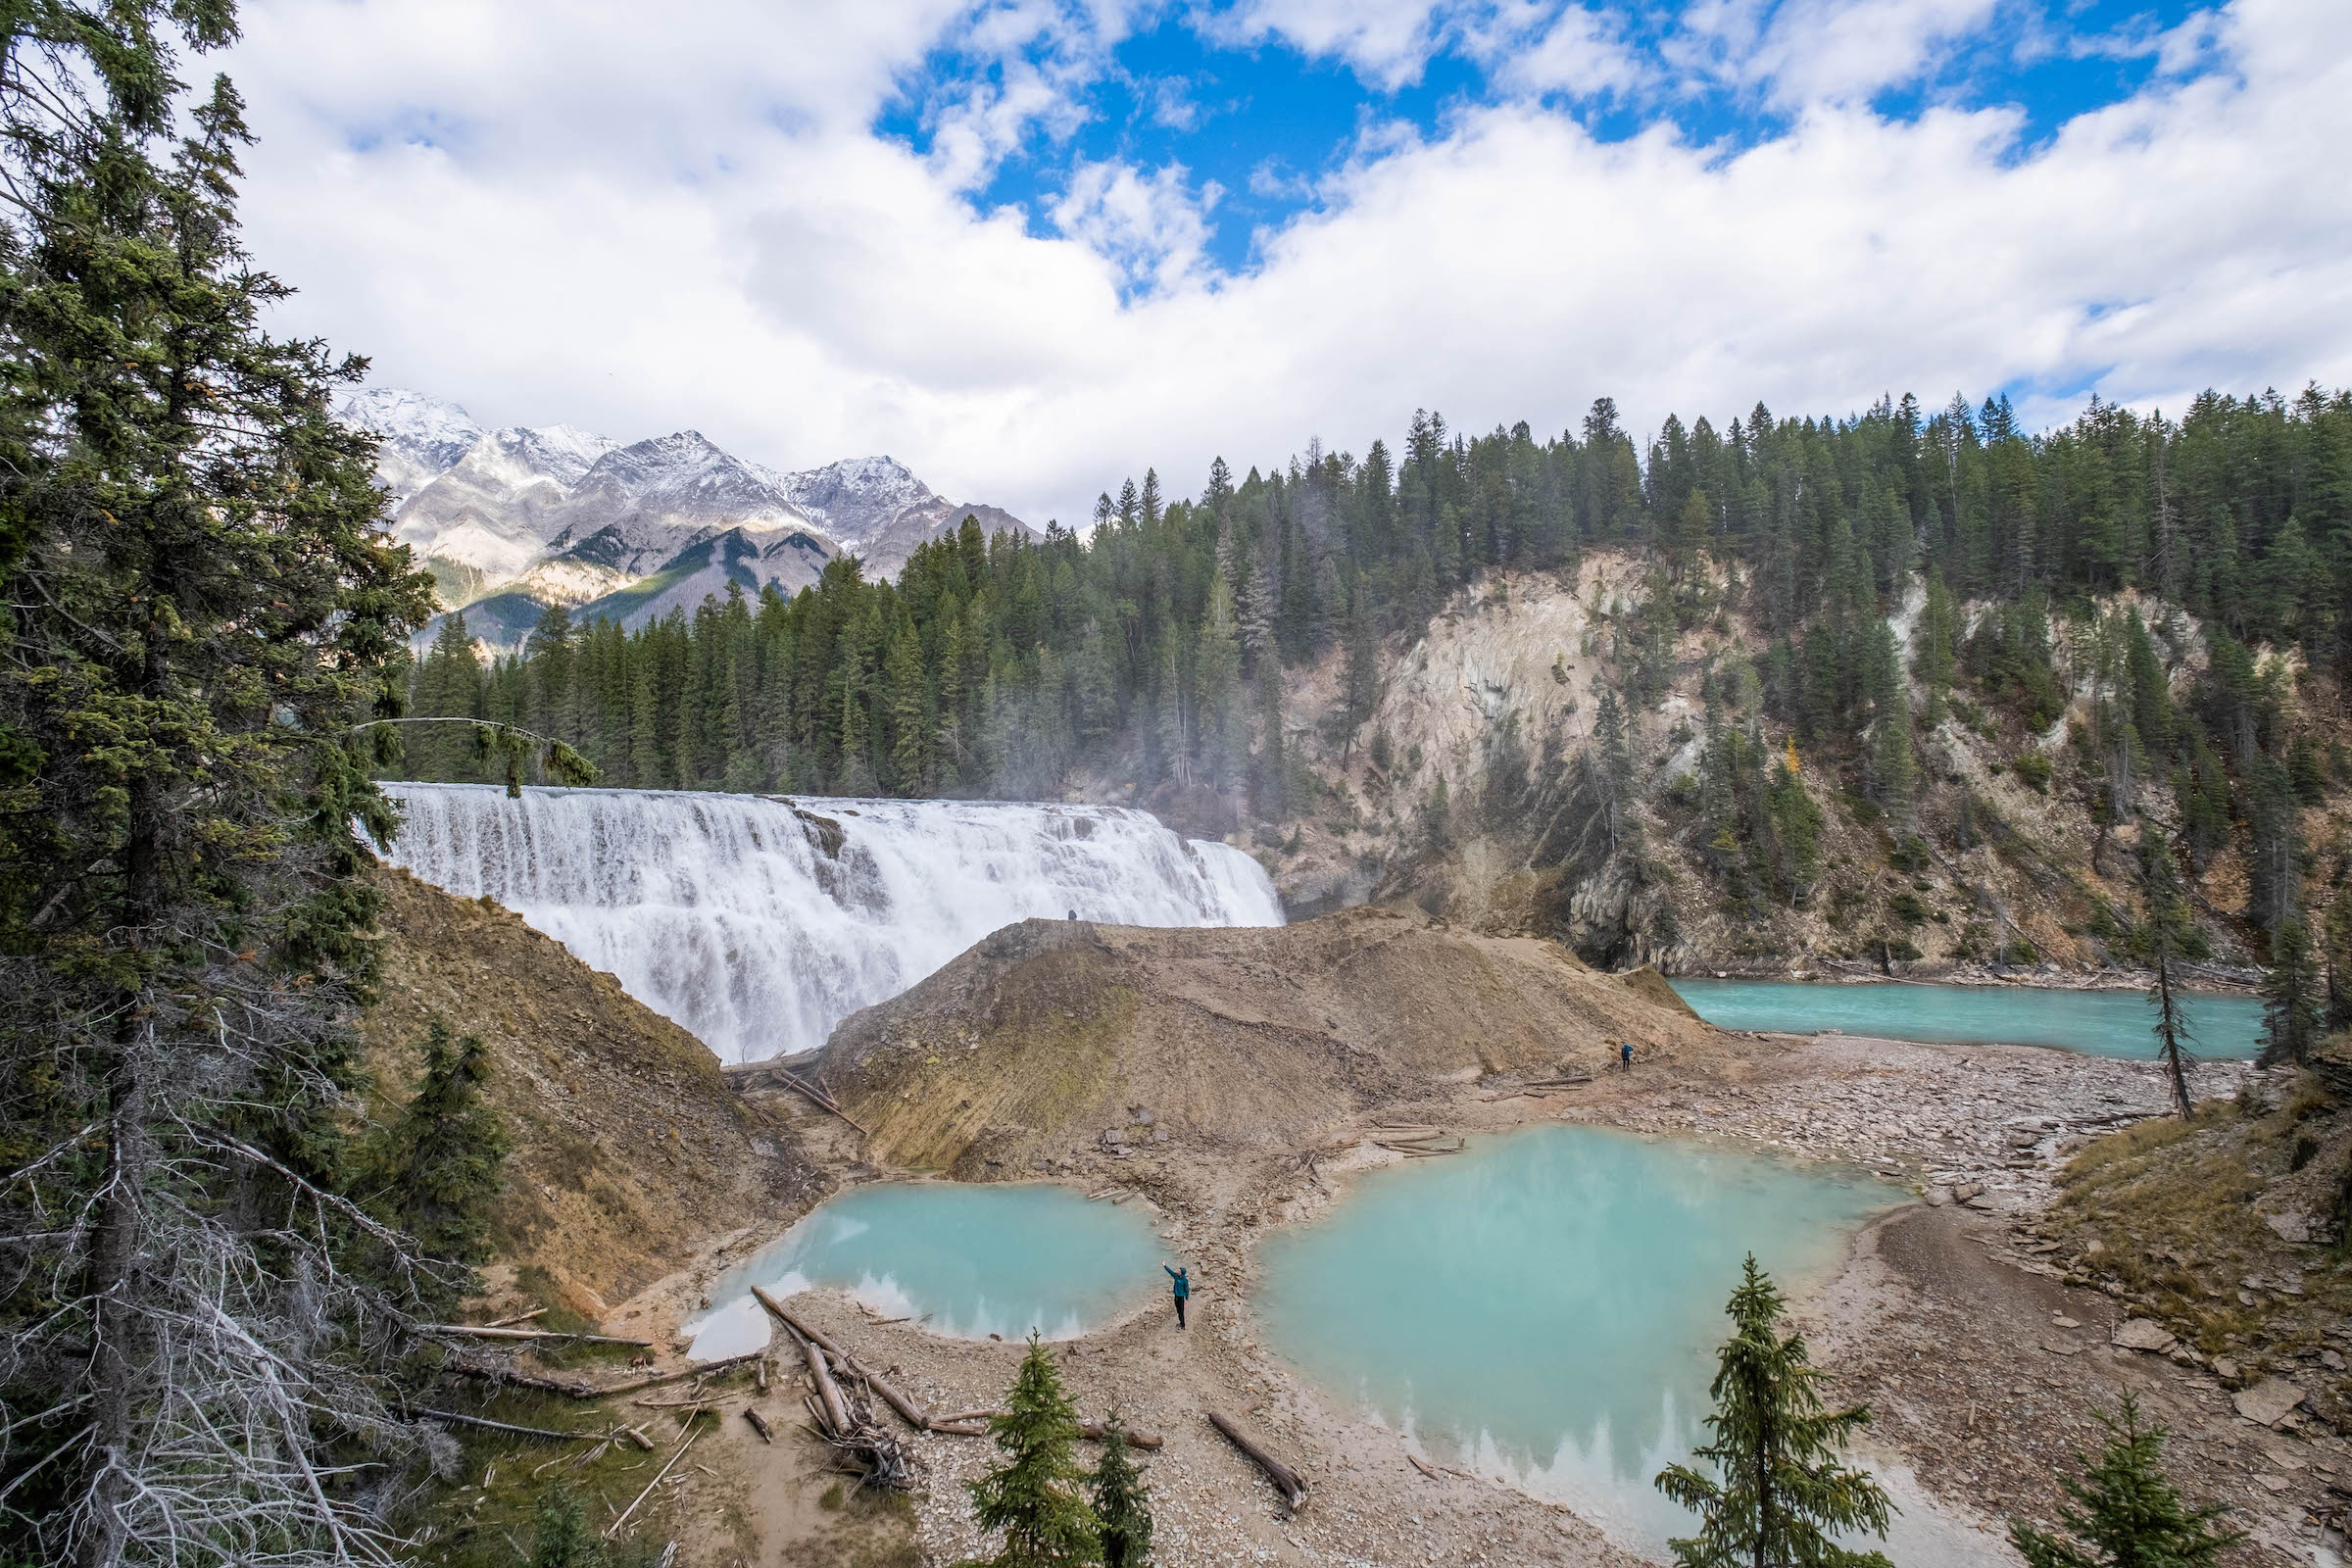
[368,1017,511,1308]
[1655,1256,1893,1568]
[2260,914,2323,1068]
[528,1488,607,1568]
[0,8,438,1559]
[1091,1418,1155,1568]
[2013,753,2053,792]
[967,1334,1101,1567]
[2007,1394,2238,1568]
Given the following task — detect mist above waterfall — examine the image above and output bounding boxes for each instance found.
[380,783,1283,1061]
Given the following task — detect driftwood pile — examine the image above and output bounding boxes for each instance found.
[749,1286,1165,1456]
[1369,1124,1464,1157]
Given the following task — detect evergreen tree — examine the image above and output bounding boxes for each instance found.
[1091,1416,1155,1568]
[2260,913,2323,1068]
[529,1487,608,1568]
[2008,1395,2238,1568]
[371,1017,510,1307]
[2138,836,2198,1120]
[0,13,440,1560]
[2324,883,2352,1034]
[1655,1256,1893,1568]
[967,1333,1101,1567]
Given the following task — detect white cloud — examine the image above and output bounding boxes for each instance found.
[1667,0,2006,107]
[1052,161,1222,292]
[224,0,2352,531]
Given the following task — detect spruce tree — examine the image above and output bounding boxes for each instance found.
[2138,836,2198,1119]
[967,1333,1101,1567]
[529,1486,607,1568]
[1655,1255,1893,1568]
[1091,1416,1155,1568]
[0,14,439,1562]
[2260,913,2323,1068]
[372,1017,510,1308]
[2008,1394,2237,1568]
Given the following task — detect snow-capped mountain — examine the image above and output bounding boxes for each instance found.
[340,388,1033,648]
[779,455,1031,579]
[344,387,483,507]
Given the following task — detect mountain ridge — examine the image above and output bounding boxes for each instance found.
[343,388,1035,644]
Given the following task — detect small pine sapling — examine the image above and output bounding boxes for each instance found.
[967,1332,1102,1566]
[2008,1393,2239,1568]
[1655,1254,1894,1568]
[1092,1415,1155,1568]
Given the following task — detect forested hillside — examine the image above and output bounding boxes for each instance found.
[398,388,2352,973]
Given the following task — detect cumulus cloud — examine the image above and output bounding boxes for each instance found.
[223,0,2352,529]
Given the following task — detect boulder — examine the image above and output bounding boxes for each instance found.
[2234,1377,2307,1428]
[2264,1209,2313,1245]
[2112,1318,2179,1354]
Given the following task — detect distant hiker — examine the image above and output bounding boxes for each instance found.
[1620,1040,1634,1071]
[1163,1263,1190,1329]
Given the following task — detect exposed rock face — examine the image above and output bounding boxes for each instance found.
[2234,1377,2307,1427]
[808,904,1720,1176]
[361,865,824,1301]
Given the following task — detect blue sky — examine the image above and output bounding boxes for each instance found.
[885,0,2211,278]
[226,0,2349,525]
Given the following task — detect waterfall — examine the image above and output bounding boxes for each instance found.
[379,783,1283,1062]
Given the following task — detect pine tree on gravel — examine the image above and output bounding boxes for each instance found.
[1655,1255,1894,1568]
[2007,1393,2239,1568]
[1091,1415,1155,1568]
[966,1332,1102,1567]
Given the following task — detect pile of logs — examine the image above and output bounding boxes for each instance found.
[1370,1125,1464,1156]
[749,1286,1166,1452]
[751,1287,914,1490]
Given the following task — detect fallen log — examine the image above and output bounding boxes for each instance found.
[590,1351,763,1398]
[1407,1451,1442,1481]
[413,1406,590,1443]
[801,1336,853,1438]
[751,1286,842,1356]
[1080,1421,1164,1450]
[1207,1411,1307,1510]
[606,1428,700,1540]
[744,1407,774,1445]
[776,1071,870,1135]
[841,1354,930,1432]
[617,1426,656,1452]
[425,1323,655,1348]
[485,1306,550,1329]
[925,1419,992,1437]
[440,1357,598,1398]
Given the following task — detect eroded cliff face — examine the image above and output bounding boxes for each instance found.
[360,865,826,1305]
[1187,554,2332,977]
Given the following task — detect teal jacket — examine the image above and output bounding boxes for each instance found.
[1164,1265,1190,1298]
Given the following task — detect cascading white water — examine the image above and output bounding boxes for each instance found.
[379,783,1283,1062]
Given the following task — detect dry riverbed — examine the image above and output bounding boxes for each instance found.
[571,1030,2333,1568]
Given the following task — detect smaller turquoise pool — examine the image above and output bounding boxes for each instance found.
[685,1182,1166,1359]
[1670,977,2262,1059]
[1257,1126,1900,1549]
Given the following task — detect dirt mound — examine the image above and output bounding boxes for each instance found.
[809,903,1721,1176]
[1619,963,1701,1017]
[362,865,824,1306]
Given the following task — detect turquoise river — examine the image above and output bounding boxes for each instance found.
[1670,977,2262,1058]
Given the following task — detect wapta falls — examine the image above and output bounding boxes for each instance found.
[380,782,1284,1061]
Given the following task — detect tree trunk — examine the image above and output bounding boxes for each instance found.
[1207,1410,1307,1509]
